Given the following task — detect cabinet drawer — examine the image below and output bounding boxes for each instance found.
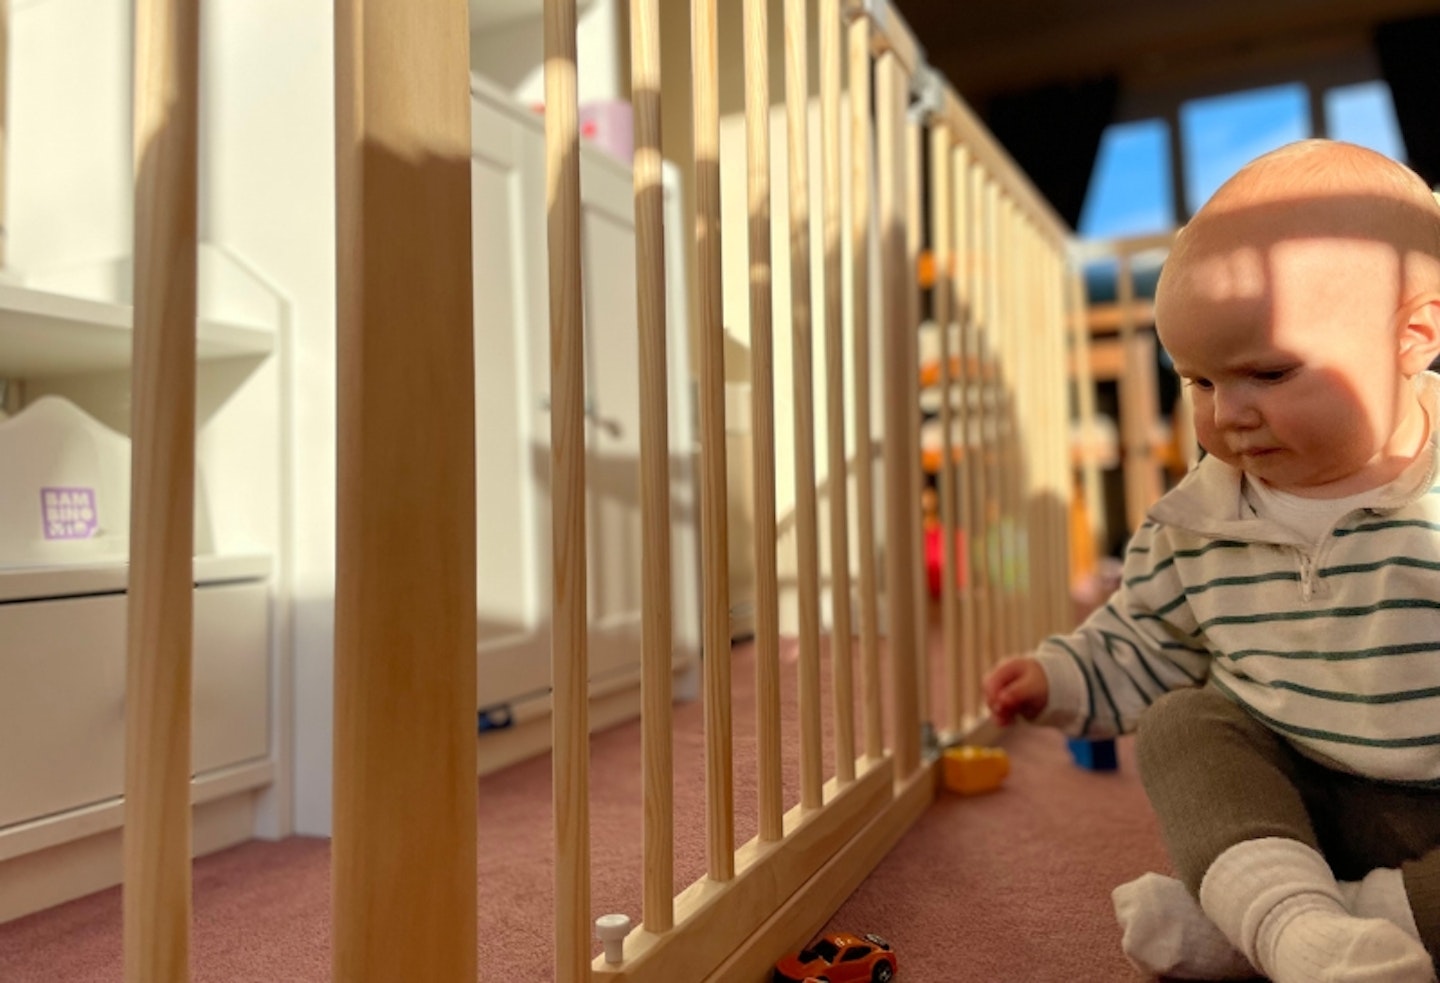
[0,581,269,829]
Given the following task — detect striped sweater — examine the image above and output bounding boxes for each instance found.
[1035,377,1440,787]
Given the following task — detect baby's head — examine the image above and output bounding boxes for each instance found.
[1155,139,1440,497]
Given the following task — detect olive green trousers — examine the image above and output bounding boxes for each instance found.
[1135,685,1440,964]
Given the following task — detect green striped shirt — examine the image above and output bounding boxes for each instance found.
[1035,380,1440,786]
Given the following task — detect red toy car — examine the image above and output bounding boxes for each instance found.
[772,931,897,982]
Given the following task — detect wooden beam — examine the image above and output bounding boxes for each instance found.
[332,0,476,979]
[742,0,785,846]
[630,0,675,936]
[126,0,199,977]
[692,0,735,883]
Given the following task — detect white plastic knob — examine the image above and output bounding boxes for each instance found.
[595,913,633,965]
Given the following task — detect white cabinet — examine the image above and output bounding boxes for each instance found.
[469,76,699,754]
[0,280,283,922]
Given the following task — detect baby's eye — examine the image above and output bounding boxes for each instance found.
[1187,377,1213,391]
[1253,368,1292,383]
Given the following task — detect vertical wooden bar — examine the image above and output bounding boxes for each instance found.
[1048,245,1074,633]
[785,0,824,811]
[819,0,855,783]
[331,0,476,979]
[982,179,1005,670]
[966,164,994,683]
[126,1,198,978]
[1117,253,1160,532]
[1069,266,1105,572]
[692,0,735,880]
[930,122,960,735]
[1019,219,1043,650]
[848,18,883,763]
[743,0,784,844]
[543,3,591,974]
[904,110,927,739]
[631,0,674,933]
[876,53,918,775]
[951,145,978,725]
[1000,200,1022,662]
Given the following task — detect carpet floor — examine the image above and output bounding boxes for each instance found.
[0,635,1188,982]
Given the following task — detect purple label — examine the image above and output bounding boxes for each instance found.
[40,487,99,540]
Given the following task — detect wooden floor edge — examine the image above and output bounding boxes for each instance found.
[700,761,939,983]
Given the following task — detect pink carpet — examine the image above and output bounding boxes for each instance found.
[0,631,1186,982]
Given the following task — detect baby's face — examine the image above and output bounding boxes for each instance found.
[1157,222,1417,497]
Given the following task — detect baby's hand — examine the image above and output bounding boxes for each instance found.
[983,657,1049,726]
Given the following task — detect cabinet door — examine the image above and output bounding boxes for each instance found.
[0,581,269,830]
[473,89,661,712]
[473,94,552,709]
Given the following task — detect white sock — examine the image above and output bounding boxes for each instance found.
[1113,867,1431,980]
[1112,871,1256,979]
[1198,838,1434,983]
[1340,866,1424,942]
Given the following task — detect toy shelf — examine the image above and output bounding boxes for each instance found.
[0,281,275,378]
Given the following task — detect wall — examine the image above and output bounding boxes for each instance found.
[197,0,338,837]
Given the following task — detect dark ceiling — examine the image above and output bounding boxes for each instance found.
[894,0,1440,107]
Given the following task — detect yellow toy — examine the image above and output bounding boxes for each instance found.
[941,745,1010,795]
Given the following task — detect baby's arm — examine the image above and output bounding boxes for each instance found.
[983,657,1049,726]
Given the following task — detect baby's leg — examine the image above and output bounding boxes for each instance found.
[1134,687,1433,982]
[1135,686,1314,891]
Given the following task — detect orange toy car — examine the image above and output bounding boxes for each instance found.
[772,931,897,982]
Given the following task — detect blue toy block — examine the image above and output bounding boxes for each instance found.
[1067,737,1118,771]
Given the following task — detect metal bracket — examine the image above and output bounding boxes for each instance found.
[910,64,944,123]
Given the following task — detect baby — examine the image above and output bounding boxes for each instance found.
[985,139,1440,982]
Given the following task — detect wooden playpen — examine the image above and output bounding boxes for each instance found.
[122,0,1081,980]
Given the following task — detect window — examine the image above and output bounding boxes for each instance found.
[1078,78,1410,239]
[1325,81,1407,160]
[1078,119,1174,240]
[1180,83,1310,213]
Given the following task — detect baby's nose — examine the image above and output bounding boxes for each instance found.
[1212,387,1259,429]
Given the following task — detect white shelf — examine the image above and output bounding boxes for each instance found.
[0,553,271,603]
[0,282,275,378]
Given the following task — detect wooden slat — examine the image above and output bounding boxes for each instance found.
[876,52,918,776]
[930,121,960,735]
[965,163,995,683]
[1117,253,1163,532]
[692,0,735,881]
[543,3,592,976]
[126,0,199,978]
[785,0,824,811]
[1069,266,1106,565]
[951,145,979,727]
[848,17,884,763]
[743,0,784,845]
[819,0,856,784]
[630,0,674,935]
[981,177,1005,673]
[905,112,927,746]
[331,0,477,979]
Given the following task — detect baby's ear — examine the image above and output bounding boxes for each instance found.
[1399,295,1440,375]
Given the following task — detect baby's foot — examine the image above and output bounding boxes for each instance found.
[1258,907,1435,983]
[1111,872,1256,979]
